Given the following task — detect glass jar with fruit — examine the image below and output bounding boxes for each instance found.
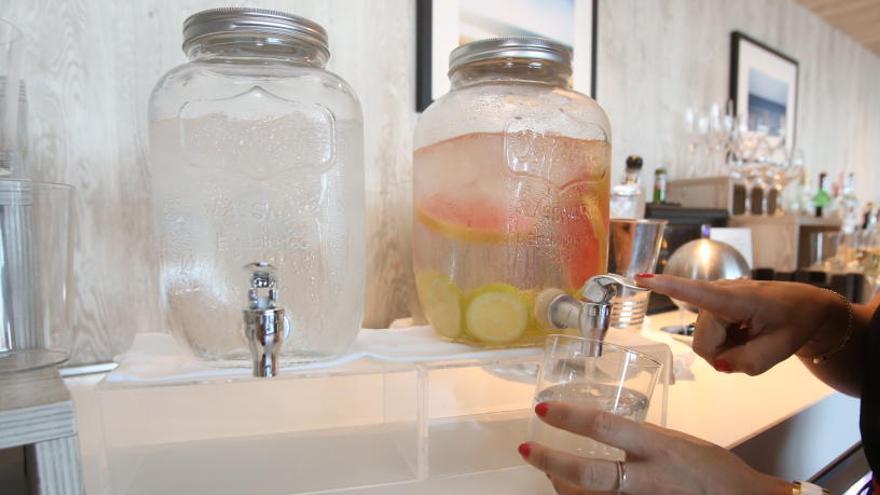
[413,37,611,347]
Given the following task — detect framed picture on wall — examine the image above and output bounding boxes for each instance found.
[729,31,799,144]
[416,0,597,112]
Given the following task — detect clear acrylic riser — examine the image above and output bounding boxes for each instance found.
[95,353,667,494]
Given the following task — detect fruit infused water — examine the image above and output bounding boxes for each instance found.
[413,131,610,347]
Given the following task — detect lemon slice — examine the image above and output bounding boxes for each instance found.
[465,284,529,344]
[416,271,464,338]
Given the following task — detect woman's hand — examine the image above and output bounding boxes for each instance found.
[519,401,792,495]
[635,275,848,376]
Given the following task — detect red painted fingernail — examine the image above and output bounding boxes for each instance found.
[713,359,733,373]
[518,442,531,459]
[636,273,655,279]
[535,402,549,417]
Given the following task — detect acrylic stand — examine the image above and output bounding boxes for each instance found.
[96,350,668,494]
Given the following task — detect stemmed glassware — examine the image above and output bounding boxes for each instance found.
[727,116,763,215]
[686,102,803,216]
[683,107,698,177]
[723,111,801,216]
[772,148,804,216]
[683,104,732,178]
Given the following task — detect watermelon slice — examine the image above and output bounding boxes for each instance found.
[558,189,608,290]
[415,195,536,244]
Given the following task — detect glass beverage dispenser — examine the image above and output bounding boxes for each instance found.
[413,38,611,347]
[149,8,365,373]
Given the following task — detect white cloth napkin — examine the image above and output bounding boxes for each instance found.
[106,326,688,385]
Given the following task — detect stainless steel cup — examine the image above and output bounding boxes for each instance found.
[608,219,667,328]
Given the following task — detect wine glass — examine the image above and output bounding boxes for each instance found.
[733,120,767,215]
[683,106,699,177]
[773,148,804,216]
[707,103,723,174]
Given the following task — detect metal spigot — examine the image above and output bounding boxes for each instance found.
[242,262,290,378]
[535,274,648,353]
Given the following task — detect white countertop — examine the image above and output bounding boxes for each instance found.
[64,311,861,494]
[640,311,847,449]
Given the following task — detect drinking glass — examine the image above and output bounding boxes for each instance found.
[757,159,779,216]
[683,106,697,176]
[810,232,844,272]
[0,179,75,373]
[773,148,804,216]
[695,110,711,176]
[0,18,22,175]
[529,335,663,461]
[727,116,765,215]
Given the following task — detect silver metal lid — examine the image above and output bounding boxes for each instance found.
[448,37,572,75]
[182,7,329,57]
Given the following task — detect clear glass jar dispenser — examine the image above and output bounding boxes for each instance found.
[149,8,365,366]
[413,38,611,347]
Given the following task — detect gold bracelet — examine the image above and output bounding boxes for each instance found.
[802,289,853,365]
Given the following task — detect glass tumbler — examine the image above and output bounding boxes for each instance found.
[0,179,75,373]
[529,335,662,461]
[810,231,843,271]
[0,18,23,173]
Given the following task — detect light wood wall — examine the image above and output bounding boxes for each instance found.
[1,0,877,364]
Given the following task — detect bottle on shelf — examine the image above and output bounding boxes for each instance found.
[812,172,832,218]
[610,155,646,219]
[795,167,812,216]
[863,202,877,231]
[653,165,668,204]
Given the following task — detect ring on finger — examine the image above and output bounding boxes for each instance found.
[614,460,628,493]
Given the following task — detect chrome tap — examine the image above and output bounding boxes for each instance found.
[242,262,290,378]
[535,274,648,353]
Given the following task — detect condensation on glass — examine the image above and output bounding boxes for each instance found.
[148,8,365,366]
[413,37,611,347]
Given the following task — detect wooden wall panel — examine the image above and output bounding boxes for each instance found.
[0,0,877,364]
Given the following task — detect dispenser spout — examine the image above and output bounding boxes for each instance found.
[242,262,290,378]
[534,274,648,349]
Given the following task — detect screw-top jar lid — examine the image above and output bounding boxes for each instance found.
[182,7,329,58]
[448,37,572,75]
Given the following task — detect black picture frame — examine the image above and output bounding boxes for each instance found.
[729,31,799,145]
[416,0,598,112]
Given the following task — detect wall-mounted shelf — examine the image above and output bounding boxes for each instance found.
[730,214,841,271]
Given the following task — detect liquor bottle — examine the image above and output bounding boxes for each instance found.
[795,167,812,216]
[812,172,832,218]
[863,202,877,231]
[653,166,668,204]
[610,155,646,219]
